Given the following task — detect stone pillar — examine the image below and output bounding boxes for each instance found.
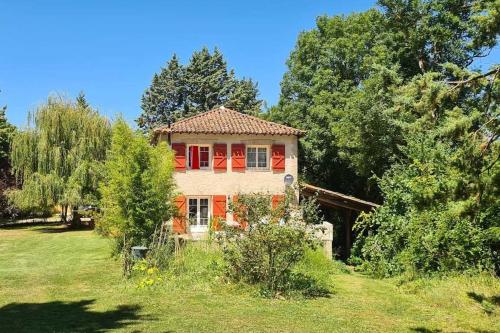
[311,221,334,259]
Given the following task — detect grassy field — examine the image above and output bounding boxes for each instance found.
[0,224,498,333]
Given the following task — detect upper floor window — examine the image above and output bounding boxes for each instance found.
[247,146,268,169]
[188,145,210,169]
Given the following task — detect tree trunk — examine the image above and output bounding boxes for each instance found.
[61,205,68,223]
[71,206,80,227]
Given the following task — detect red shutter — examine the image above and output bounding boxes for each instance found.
[212,195,227,231]
[232,195,247,229]
[173,195,186,233]
[231,144,245,171]
[272,144,285,171]
[171,143,186,171]
[213,144,227,171]
[189,145,200,169]
[272,195,285,210]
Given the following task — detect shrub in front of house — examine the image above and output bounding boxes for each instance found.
[220,191,331,297]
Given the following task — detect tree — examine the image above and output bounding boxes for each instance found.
[97,118,176,253]
[8,96,111,222]
[352,66,499,276]
[271,0,498,276]
[271,0,499,201]
[138,48,263,131]
[379,0,500,75]
[76,91,90,110]
[270,10,397,200]
[0,105,16,217]
[138,55,186,129]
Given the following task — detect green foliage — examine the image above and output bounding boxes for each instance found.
[8,96,111,220]
[223,222,312,295]
[0,106,14,162]
[272,0,499,276]
[352,67,499,277]
[271,0,499,202]
[221,192,326,297]
[75,91,90,110]
[138,47,263,131]
[97,118,176,252]
[166,242,225,290]
[139,54,186,130]
[270,9,397,200]
[379,0,500,74]
[0,106,16,217]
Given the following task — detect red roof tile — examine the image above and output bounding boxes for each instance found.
[153,107,305,137]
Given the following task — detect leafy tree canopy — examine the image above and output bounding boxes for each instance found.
[271,0,498,276]
[8,96,111,221]
[352,65,499,276]
[270,0,499,201]
[138,47,263,131]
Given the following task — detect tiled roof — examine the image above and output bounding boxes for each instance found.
[153,107,305,137]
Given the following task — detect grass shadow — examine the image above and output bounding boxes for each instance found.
[411,326,496,333]
[0,299,150,332]
[467,291,500,306]
[285,272,333,298]
[0,220,63,229]
[410,328,442,333]
[467,291,499,315]
[36,224,94,233]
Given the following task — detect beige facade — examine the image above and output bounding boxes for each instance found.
[158,133,298,195]
[157,132,298,228]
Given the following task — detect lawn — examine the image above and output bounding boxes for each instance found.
[0,224,498,333]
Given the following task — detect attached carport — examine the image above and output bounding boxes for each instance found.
[301,183,379,259]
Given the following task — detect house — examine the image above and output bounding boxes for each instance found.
[153,106,305,238]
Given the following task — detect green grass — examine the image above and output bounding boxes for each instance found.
[0,224,498,333]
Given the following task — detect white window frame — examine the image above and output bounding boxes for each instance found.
[187,144,211,170]
[187,196,210,232]
[246,145,269,170]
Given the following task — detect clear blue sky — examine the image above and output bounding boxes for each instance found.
[1,1,498,127]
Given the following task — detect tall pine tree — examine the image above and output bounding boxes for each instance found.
[138,54,186,129]
[138,48,262,131]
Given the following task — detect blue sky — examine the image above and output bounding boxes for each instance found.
[1,1,498,127]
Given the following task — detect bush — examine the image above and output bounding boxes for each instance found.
[220,191,326,297]
[223,222,313,294]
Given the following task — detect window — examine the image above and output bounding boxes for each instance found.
[247,146,268,169]
[188,145,210,169]
[188,197,209,229]
[200,146,209,168]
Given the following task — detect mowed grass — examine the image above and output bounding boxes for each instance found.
[0,225,498,333]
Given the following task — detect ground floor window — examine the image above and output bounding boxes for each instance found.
[188,197,209,229]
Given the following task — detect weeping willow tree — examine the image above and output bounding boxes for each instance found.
[8,96,111,222]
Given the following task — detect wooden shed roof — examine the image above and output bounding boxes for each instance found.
[301,183,379,212]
